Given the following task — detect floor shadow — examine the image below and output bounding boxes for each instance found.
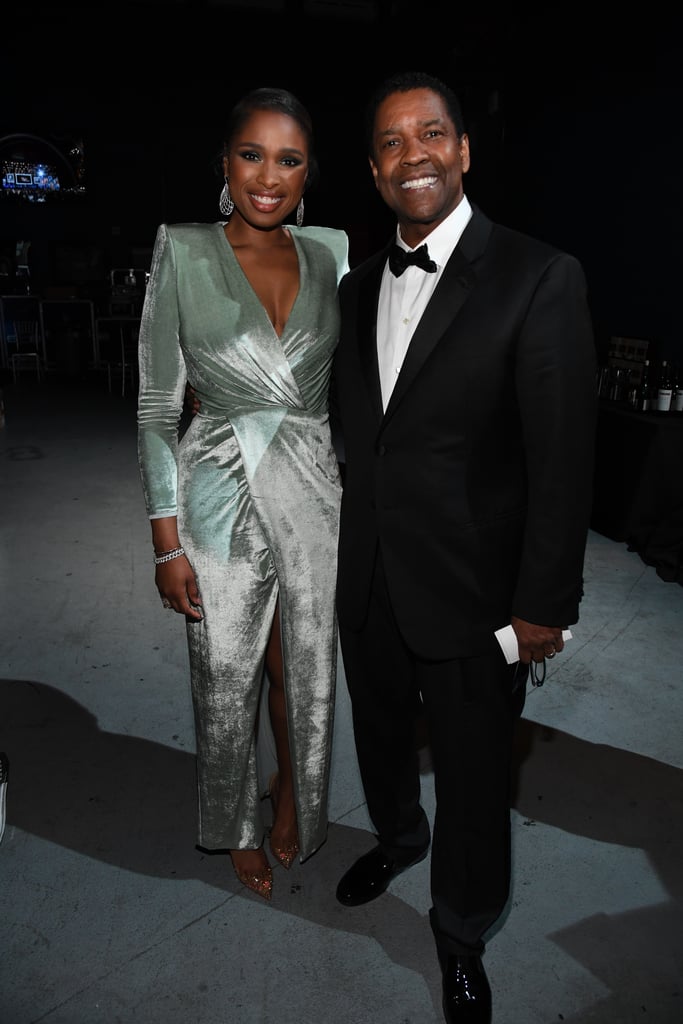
[1,678,230,890]
[1,678,445,1017]
[3,679,682,1022]
[511,716,682,900]
[4,676,681,903]
[510,716,683,1021]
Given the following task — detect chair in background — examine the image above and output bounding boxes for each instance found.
[95,316,140,396]
[0,294,44,372]
[8,319,45,383]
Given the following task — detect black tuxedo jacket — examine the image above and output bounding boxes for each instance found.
[331,206,598,659]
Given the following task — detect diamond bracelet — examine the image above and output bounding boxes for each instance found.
[153,546,185,565]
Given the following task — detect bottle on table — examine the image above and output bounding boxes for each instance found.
[608,366,629,402]
[672,365,683,413]
[634,359,653,411]
[656,359,673,412]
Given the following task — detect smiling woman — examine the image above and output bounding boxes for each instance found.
[136,86,349,904]
[219,93,319,335]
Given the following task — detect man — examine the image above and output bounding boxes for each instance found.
[331,71,597,1023]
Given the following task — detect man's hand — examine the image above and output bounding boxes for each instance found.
[511,615,566,664]
[184,382,201,416]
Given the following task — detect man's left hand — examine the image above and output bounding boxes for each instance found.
[511,615,565,664]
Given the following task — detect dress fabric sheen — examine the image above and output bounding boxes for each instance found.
[137,222,349,860]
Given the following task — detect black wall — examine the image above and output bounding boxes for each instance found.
[2,3,682,365]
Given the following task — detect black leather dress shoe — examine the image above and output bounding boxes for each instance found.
[442,955,491,1023]
[336,844,428,906]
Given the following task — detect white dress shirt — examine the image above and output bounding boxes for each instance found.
[377,196,473,410]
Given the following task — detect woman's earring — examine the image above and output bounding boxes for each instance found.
[219,176,234,217]
[296,197,304,228]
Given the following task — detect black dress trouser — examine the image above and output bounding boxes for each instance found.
[339,550,526,958]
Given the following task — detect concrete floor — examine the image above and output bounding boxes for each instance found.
[1,373,682,1024]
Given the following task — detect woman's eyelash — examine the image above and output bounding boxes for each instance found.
[237,151,302,167]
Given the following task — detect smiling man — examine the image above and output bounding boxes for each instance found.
[330,71,598,1023]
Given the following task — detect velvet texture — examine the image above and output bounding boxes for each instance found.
[137,222,349,859]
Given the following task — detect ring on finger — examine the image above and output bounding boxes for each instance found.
[546,649,556,659]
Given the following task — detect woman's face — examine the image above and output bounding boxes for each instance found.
[223,109,309,229]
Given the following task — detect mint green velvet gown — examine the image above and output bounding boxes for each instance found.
[137,222,349,860]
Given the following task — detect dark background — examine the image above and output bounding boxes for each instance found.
[2,1,682,366]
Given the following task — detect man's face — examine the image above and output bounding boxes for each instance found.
[369,88,470,245]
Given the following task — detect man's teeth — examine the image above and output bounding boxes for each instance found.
[401,177,437,190]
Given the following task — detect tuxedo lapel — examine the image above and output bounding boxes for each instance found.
[383,209,492,423]
[383,247,475,421]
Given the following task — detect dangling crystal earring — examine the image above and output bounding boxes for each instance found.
[296,197,304,228]
[219,177,234,217]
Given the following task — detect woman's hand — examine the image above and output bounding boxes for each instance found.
[156,555,203,621]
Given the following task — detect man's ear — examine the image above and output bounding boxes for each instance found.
[369,156,379,190]
[460,134,471,174]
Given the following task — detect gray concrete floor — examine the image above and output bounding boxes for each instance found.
[1,374,682,1024]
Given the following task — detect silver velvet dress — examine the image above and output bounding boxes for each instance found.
[137,222,349,860]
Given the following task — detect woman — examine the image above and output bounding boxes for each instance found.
[137,87,349,900]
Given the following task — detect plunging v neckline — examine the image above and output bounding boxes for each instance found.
[218,223,302,340]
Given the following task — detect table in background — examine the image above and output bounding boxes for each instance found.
[591,400,683,582]
[39,298,97,376]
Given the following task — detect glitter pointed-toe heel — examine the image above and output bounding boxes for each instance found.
[230,848,273,901]
[268,772,300,870]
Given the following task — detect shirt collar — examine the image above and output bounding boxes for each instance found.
[396,195,472,268]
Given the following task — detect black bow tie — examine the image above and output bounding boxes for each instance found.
[388,243,437,277]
